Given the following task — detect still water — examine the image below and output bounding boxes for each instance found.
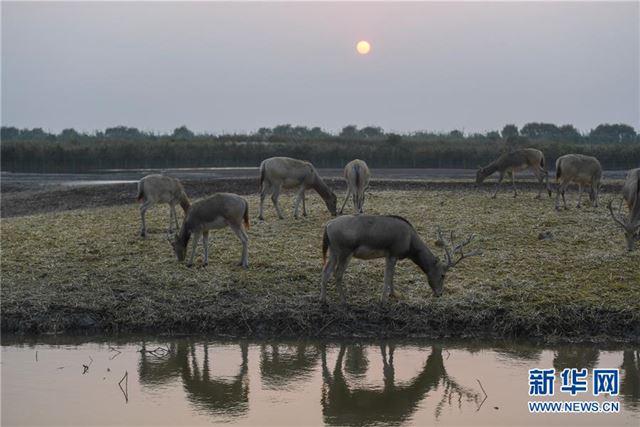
[1,337,638,426]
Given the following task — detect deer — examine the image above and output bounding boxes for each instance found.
[554,154,602,210]
[476,148,551,199]
[258,157,337,220]
[136,174,191,237]
[171,193,249,268]
[608,168,640,251]
[320,215,480,303]
[339,159,371,214]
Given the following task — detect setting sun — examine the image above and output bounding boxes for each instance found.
[356,40,371,55]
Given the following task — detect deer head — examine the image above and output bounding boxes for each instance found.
[608,199,640,251]
[428,227,481,296]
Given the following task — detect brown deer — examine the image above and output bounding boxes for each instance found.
[258,157,337,220]
[340,159,371,214]
[320,215,480,303]
[608,168,640,251]
[171,193,249,268]
[476,148,551,199]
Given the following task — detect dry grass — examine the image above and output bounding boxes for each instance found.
[2,187,639,340]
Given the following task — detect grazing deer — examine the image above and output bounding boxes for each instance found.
[137,174,191,237]
[258,157,337,220]
[554,154,602,210]
[608,168,640,251]
[171,193,249,268]
[340,159,371,214]
[476,148,551,199]
[320,215,480,303]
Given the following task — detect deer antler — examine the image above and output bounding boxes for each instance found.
[608,199,629,231]
[436,226,482,269]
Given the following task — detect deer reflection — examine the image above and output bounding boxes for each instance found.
[621,350,640,410]
[553,345,600,371]
[260,343,321,389]
[321,344,480,425]
[137,340,250,417]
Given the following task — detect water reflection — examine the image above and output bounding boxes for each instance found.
[260,343,320,389]
[2,338,639,426]
[138,340,249,417]
[321,344,481,425]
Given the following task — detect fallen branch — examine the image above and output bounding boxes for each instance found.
[476,378,488,412]
[118,371,129,403]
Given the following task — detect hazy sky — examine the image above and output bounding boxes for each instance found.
[2,1,638,134]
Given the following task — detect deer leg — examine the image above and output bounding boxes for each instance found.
[576,184,583,208]
[359,191,366,213]
[293,187,305,219]
[339,189,351,214]
[231,224,249,269]
[169,205,178,234]
[271,186,284,219]
[259,182,270,221]
[202,231,209,267]
[511,171,518,198]
[382,257,398,301]
[320,252,337,303]
[561,184,568,210]
[334,255,352,304]
[188,232,201,267]
[555,181,563,211]
[139,201,152,237]
[491,173,504,199]
[302,191,307,217]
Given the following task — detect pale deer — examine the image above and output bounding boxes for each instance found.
[476,148,551,199]
[258,157,338,220]
[340,159,371,214]
[608,168,640,251]
[554,154,602,210]
[136,174,191,237]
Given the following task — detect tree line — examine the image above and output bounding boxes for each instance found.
[1,123,638,173]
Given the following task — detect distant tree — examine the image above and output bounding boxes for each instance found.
[449,129,464,138]
[59,128,80,142]
[256,127,272,140]
[520,122,560,139]
[501,124,519,139]
[360,126,384,138]
[19,127,52,141]
[104,126,144,140]
[273,124,293,136]
[558,124,582,143]
[172,125,194,140]
[340,125,358,139]
[486,130,501,140]
[1,126,19,141]
[589,123,637,143]
[386,133,402,145]
[309,126,328,139]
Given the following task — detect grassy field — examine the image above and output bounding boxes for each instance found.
[2,187,639,341]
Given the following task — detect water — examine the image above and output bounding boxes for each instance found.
[1,337,638,426]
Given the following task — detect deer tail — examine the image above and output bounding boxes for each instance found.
[136,180,144,202]
[322,227,330,264]
[243,200,250,230]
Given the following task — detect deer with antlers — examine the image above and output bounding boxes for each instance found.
[608,168,640,251]
[319,215,480,303]
[476,148,551,199]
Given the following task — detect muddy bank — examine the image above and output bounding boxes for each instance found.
[0,178,626,218]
